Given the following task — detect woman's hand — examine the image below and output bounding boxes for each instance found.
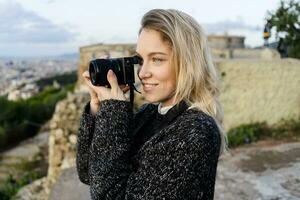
[82,70,130,115]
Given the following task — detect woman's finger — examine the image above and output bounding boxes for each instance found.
[107,70,120,93]
[82,71,90,79]
[82,72,94,90]
[82,69,126,101]
[82,72,107,95]
[82,71,98,99]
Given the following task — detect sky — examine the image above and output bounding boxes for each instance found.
[0,0,281,57]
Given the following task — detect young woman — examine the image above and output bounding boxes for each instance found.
[76,8,227,200]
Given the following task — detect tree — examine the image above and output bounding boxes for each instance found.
[266,0,300,58]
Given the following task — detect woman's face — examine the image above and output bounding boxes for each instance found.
[136,28,177,107]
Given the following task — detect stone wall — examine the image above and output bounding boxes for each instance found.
[47,92,89,185]
[211,48,280,60]
[217,58,300,131]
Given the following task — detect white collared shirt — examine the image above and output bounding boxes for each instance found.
[157,103,175,115]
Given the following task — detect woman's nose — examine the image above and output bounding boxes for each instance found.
[138,63,152,79]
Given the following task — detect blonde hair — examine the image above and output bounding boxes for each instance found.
[139,9,228,155]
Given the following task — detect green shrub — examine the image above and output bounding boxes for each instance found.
[271,118,300,139]
[35,71,77,89]
[228,118,300,148]
[0,171,42,199]
[227,122,269,147]
[0,126,6,147]
[0,83,75,151]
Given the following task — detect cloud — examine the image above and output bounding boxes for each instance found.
[203,19,261,35]
[43,0,55,3]
[0,1,77,44]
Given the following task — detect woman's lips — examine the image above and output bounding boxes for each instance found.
[143,83,158,92]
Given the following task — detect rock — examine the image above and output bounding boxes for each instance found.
[13,177,48,200]
[49,121,57,129]
[68,134,77,145]
[60,157,75,170]
[68,103,77,111]
[53,129,64,140]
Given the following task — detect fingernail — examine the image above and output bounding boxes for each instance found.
[108,70,114,76]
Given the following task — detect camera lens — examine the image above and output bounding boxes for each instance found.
[89,56,136,86]
[89,59,111,86]
[89,62,96,84]
[89,61,97,85]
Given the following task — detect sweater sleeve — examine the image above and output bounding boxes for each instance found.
[76,100,149,188]
[76,102,95,185]
[89,99,134,200]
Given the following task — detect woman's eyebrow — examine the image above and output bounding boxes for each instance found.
[134,51,167,57]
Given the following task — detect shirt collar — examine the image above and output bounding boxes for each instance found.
[157,103,175,115]
[156,100,190,124]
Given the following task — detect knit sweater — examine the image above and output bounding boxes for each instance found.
[129,100,190,162]
[76,99,221,200]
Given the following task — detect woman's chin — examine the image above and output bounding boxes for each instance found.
[143,93,159,104]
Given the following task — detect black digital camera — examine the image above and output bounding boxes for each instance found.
[89,56,141,87]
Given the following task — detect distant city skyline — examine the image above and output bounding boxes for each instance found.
[0,0,281,57]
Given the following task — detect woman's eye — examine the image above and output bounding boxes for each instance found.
[152,58,163,65]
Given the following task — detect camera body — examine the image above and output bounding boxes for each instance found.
[89,56,140,87]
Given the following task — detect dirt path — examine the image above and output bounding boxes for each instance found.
[215,140,300,199]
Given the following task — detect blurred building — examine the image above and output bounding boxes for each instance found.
[207,35,245,49]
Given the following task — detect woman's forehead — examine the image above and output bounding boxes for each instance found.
[136,28,171,56]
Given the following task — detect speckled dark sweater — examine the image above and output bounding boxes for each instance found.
[76,99,221,200]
